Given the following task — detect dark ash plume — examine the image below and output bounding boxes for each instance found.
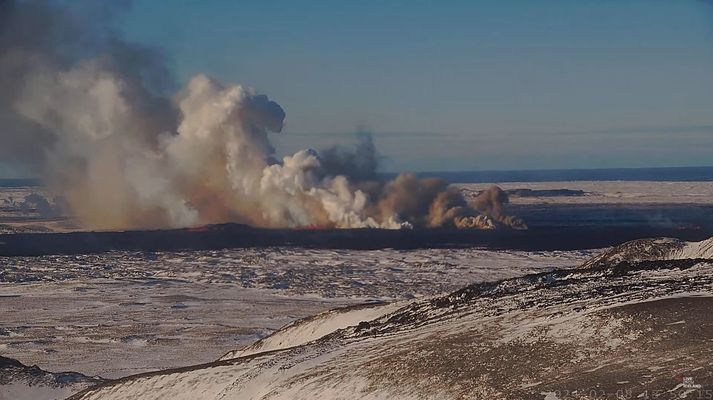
[319,131,379,182]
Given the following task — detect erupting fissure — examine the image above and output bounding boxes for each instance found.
[0,0,524,231]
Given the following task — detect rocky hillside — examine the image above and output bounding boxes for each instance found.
[580,236,713,269]
[0,356,102,400]
[68,237,713,399]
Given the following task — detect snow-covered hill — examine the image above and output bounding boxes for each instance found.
[70,238,713,400]
[0,247,585,379]
[580,237,713,269]
[0,356,101,400]
[219,300,407,360]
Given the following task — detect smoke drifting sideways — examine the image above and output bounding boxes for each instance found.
[0,0,525,231]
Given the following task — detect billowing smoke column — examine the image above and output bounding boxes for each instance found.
[470,186,527,229]
[0,0,524,231]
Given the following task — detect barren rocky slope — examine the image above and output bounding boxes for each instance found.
[71,237,713,400]
[0,356,101,400]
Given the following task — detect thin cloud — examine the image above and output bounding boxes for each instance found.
[507,124,713,137]
[285,131,437,138]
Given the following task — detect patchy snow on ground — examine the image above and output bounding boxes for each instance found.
[0,247,592,380]
[220,300,408,360]
[581,237,713,269]
[0,355,101,400]
[459,181,713,205]
[71,239,713,400]
[672,237,713,259]
[3,181,713,233]
[3,181,713,399]
[0,187,76,234]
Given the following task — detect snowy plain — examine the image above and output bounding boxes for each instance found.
[462,181,713,205]
[73,238,713,400]
[0,247,592,378]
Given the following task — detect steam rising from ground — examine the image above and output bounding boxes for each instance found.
[0,0,523,230]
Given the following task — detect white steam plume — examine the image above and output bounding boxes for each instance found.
[1,0,522,231]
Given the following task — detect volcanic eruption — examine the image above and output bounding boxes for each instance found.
[0,0,523,231]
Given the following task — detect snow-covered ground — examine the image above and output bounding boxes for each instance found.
[0,356,100,400]
[0,186,75,234]
[4,181,713,233]
[70,237,713,400]
[580,237,713,269]
[0,248,592,380]
[3,181,713,399]
[461,181,713,205]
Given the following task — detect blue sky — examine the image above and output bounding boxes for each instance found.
[117,1,713,172]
